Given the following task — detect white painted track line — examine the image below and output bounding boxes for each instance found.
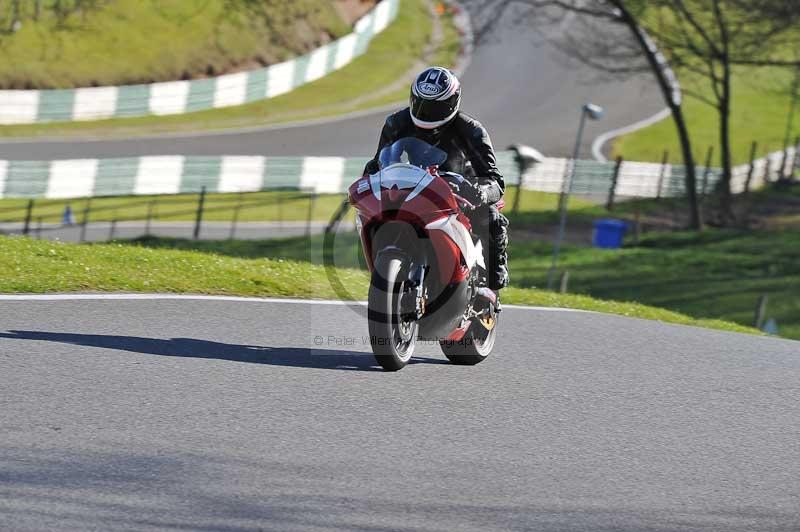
[0,293,584,312]
[591,107,672,162]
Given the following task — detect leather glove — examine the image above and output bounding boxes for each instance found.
[457,180,488,208]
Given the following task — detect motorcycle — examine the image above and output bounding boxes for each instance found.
[348,137,501,371]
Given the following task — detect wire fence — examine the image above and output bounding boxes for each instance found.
[0,142,797,243]
[500,143,798,198]
[0,188,350,243]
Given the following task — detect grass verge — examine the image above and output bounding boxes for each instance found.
[0,0,349,90]
[5,184,793,339]
[507,229,800,340]
[614,65,800,164]
[126,224,796,340]
[0,234,758,338]
[0,0,461,139]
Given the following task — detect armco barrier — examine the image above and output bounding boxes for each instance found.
[0,0,400,125]
[0,148,792,200]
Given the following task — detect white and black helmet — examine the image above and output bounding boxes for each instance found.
[410,66,461,130]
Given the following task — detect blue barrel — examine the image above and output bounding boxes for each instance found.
[592,219,628,249]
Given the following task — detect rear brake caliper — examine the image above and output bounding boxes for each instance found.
[478,314,496,331]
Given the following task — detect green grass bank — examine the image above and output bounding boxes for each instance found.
[0,0,459,138]
[614,66,800,165]
[0,234,757,338]
[0,0,351,89]
[124,223,796,339]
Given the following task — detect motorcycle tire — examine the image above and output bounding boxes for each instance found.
[439,306,498,366]
[368,255,418,371]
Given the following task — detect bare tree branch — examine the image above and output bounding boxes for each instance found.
[468,0,800,227]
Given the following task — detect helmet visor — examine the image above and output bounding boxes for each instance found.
[410,92,460,124]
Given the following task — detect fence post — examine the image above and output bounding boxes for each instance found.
[606,156,623,211]
[780,144,791,181]
[511,183,522,215]
[193,187,206,240]
[278,190,285,228]
[656,150,669,201]
[145,201,155,236]
[792,136,800,179]
[511,162,526,215]
[22,199,34,236]
[744,141,758,194]
[754,294,769,330]
[701,146,714,200]
[79,199,92,243]
[229,192,243,240]
[556,159,572,214]
[559,270,569,294]
[326,199,350,235]
[508,145,542,215]
[697,147,714,227]
[109,217,117,241]
[763,157,772,185]
[306,192,318,237]
[35,217,43,240]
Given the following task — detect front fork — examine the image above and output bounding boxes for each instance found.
[401,263,429,321]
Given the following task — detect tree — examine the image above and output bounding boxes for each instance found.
[1,0,111,33]
[468,0,702,228]
[637,0,800,222]
[469,0,800,227]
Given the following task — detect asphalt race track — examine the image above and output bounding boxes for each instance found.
[0,4,664,161]
[1,296,798,531]
[1,3,793,530]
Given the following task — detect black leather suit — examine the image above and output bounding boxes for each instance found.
[364,108,509,290]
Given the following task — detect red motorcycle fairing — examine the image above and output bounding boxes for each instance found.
[348,169,471,285]
[349,168,461,224]
[427,227,469,285]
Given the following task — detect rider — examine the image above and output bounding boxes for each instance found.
[364,66,509,292]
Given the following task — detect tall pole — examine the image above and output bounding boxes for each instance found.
[547,109,588,290]
[194,186,207,240]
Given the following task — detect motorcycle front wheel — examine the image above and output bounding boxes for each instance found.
[368,255,418,371]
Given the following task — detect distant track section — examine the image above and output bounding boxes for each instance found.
[0,0,399,125]
[0,1,670,160]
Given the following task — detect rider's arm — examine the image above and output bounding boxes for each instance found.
[461,118,505,205]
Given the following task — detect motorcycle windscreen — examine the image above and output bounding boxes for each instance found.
[377,164,430,195]
[378,137,447,170]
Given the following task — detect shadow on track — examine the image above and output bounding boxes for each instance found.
[0,330,448,372]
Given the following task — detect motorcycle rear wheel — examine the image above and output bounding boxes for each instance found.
[439,305,498,366]
[368,255,418,371]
